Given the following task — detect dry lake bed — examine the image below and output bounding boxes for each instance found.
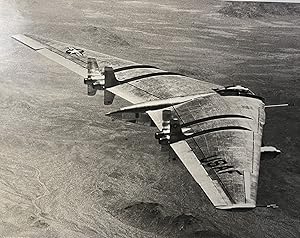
[0,0,299,237]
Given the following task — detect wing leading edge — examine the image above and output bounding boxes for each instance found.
[12,34,221,104]
[12,34,266,209]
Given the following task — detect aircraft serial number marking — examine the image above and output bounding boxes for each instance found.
[200,155,242,175]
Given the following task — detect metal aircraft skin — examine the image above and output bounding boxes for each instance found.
[12,34,281,210]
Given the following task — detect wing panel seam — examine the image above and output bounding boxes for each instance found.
[182,114,252,127]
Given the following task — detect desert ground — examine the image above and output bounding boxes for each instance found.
[0,0,299,237]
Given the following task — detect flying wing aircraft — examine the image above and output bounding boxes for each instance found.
[12,34,281,210]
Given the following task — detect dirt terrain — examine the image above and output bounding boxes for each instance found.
[0,0,299,237]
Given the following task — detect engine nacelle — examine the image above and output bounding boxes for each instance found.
[84,58,117,104]
[155,131,170,141]
[155,110,192,152]
[84,58,105,96]
[84,78,105,96]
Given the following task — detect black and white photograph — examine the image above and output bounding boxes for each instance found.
[0,0,299,237]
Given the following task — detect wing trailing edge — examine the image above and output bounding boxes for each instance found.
[171,141,231,207]
[12,34,45,50]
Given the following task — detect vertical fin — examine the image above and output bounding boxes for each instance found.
[103,66,119,105]
[104,90,115,105]
[170,118,185,143]
[103,66,119,88]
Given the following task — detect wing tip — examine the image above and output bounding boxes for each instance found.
[11,34,45,50]
[216,203,256,210]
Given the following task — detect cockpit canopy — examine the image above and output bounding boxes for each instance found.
[225,85,254,95]
[214,85,264,102]
[216,85,254,95]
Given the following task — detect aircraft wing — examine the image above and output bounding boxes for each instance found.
[12,34,135,78]
[148,94,265,209]
[12,34,219,104]
[12,34,266,209]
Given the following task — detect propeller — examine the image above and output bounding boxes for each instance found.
[84,58,105,96]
